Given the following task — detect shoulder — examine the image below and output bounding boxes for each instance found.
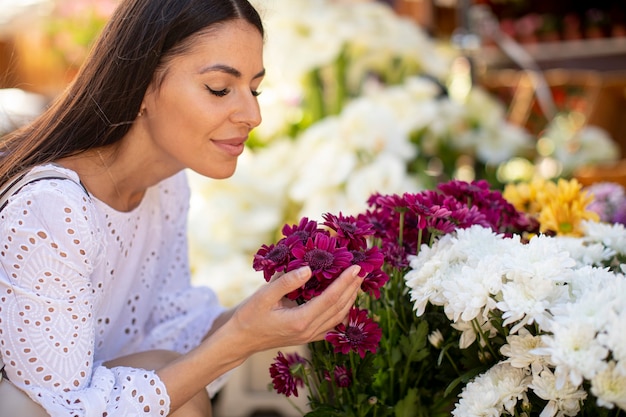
[1,164,101,234]
[0,164,105,270]
[2,164,92,211]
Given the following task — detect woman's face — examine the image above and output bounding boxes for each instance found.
[141,19,264,179]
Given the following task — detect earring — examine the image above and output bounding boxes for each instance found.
[137,108,145,117]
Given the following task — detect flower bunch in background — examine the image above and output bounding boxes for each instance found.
[533,113,620,179]
[249,0,452,143]
[584,182,626,226]
[503,177,599,236]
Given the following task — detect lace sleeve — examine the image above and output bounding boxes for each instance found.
[0,178,170,416]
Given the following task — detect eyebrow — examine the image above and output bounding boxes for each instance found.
[200,64,265,80]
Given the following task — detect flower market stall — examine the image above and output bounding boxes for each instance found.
[1,0,624,416]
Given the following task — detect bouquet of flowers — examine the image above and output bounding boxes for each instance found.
[253,178,626,416]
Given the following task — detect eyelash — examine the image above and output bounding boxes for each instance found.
[205,86,262,97]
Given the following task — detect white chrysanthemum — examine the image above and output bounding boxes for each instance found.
[448,88,533,164]
[452,362,530,417]
[342,154,423,212]
[441,260,501,322]
[474,121,534,165]
[529,367,587,417]
[501,327,548,372]
[552,266,620,330]
[407,225,517,320]
[596,288,626,370]
[405,233,459,316]
[452,380,501,417]
[497,236,574,333]
[591,361,626,411]
[552,235,615,268]
[251,0,452,140]
[451,317,497,349]
[295,155,422,220]
[535,318,609,388]
[451,225,520,262]
[582,220,626,255]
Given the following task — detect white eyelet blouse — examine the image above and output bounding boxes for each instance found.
[0,164,226,416]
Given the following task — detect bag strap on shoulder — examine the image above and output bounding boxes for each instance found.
[0,167,88,213]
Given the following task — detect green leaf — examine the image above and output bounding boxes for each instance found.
[305,406,345,417]
[443,366,488,397]
[393,388,419,417]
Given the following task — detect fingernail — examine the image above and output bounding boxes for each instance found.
[296,266,311,277]
[352,265,361,277]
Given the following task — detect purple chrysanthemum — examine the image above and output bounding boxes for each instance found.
[252,242,292,282]
[361,268,389,299]
[289,233,354,281]
[322,212,374,250]
[269,351,307,397]
[325,307,382,358]
[324,365,352,388]
[282,217,321,245]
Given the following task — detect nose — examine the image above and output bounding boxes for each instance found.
[233,92,262,129]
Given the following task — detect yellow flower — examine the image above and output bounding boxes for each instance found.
[537,178,599,236]
[505,178,599,237]
[503,178,546,216]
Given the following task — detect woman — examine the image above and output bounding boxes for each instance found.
[0,0,364,415]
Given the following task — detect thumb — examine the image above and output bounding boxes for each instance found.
[268,266,311,300]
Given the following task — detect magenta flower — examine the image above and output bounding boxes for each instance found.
[361,268,389,299]
[289,233,353,280]
[252,242,292,282]
[322,212,374,250]
[326,307,382,358]
[282,217,321,244]
[287,233,353,297]
[269,351,307,397]
[324,365,353,388]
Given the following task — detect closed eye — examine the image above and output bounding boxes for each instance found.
[206,85,261,98]
[206,85,229,97]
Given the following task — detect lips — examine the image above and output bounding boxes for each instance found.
[212,137,247,157]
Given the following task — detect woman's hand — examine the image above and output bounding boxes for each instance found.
[155,265,363,411]
[229,265,363,354]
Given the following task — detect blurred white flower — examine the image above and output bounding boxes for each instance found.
[529,367,587,417]
[591,361,626,410]
[453,362,531,417]
[501,327,548,372]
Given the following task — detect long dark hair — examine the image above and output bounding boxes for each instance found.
[0,0,263,183]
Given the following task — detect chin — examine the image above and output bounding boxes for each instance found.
[195,164,237,180]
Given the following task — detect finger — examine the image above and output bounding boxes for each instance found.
[305,265,362,331]
[266,266,311,303]
[268,271,285,283]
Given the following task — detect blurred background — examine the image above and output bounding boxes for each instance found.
[1,0,625,416]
